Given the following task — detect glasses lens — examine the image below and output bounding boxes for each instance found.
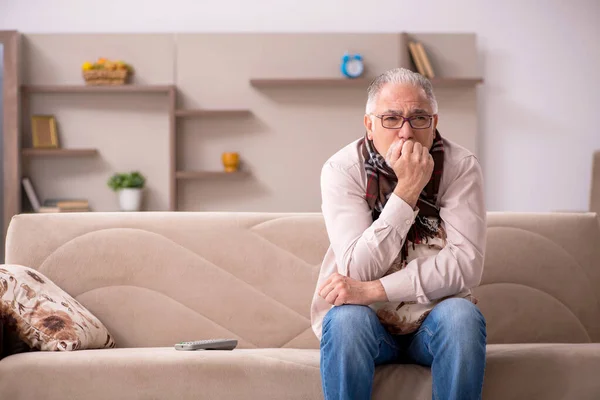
[381,116,403,129]
[410,116,431,129]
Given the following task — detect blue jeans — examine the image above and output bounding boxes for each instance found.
[320,299,486,400]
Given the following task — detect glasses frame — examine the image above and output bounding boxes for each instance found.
[371,114,434,130]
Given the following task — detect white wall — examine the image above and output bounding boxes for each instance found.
[2,0,599,212]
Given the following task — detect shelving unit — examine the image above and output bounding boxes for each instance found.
[4,31,483,222]
[21,148,98,157]
[19,84,178,211]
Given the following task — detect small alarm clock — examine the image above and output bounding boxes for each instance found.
[341,53,364,79]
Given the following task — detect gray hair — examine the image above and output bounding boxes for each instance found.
[365,68,438,114]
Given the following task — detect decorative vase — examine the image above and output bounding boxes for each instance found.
[221,152,240,173]
[118,188,143,211]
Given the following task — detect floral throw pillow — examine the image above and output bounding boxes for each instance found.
[0,264,115,351]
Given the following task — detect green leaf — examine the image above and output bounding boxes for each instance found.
[107,171,146,191]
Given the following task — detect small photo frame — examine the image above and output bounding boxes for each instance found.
[31,115,59,148]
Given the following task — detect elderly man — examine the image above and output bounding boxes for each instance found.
[311,67,487,400]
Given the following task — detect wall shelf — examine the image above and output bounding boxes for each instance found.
[250,77,482,89]
[21,148,99,157]
[21,85,176,94]
[249,78,370,88]
[176,171,250,180]
[428,78,483,87]
[175,109,252,118]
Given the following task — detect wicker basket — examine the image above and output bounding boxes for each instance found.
[82,69,129,86]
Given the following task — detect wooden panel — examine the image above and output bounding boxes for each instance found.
[22,85,175,93]
[1,31,20,242]
[22,148,98,157]
[434,87,478,154]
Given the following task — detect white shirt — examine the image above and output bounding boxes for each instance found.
[310,137,487,340]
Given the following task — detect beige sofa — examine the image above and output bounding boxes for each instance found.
[1,211,600,399]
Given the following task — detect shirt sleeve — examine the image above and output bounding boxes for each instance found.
[379,155,487,303]
[320,161,417,282]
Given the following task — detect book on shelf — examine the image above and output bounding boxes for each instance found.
[39,199,90,213]
[408,41,435,79]
[22,177,41,212]
[21,177,90,213]
[43,199,89,209]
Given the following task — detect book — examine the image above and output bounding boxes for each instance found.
[22,177,41,212]
[43,199,89,209]
[416,42,435,79]
[408,42,427,77]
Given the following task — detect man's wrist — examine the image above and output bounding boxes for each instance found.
[393,189,419,209]
[367,280,388,303]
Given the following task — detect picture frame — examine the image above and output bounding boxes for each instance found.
[31,115,59,148]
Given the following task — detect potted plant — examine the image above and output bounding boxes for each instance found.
[107,171,146,211]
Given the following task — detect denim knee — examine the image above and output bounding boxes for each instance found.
[321,305,380,344]
[430,298,486,340]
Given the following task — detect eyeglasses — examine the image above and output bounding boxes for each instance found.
[371,114,433,130]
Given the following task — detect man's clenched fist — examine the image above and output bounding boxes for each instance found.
[386,139,434,209]
[318,272,387,306]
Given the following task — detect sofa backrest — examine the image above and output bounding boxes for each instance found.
[5,211,600,349]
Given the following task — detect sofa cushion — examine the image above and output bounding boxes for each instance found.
[0,264,115,351]
[0,344,599,400]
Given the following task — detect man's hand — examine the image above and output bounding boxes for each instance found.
[318,272,388,306]
[387,140,434,209]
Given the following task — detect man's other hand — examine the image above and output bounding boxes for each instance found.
[318,272,387,306]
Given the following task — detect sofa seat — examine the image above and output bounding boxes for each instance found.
[1,344,599,400]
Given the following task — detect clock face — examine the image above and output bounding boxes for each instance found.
[346,59,364,77]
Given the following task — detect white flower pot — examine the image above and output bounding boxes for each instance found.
[118,188,143,211]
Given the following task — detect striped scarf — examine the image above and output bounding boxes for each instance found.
[360,130,445,263]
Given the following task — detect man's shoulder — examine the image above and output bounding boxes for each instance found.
[323,137,363,173]
[442,137,479,168]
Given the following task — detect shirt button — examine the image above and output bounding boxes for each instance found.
[405,220,411,226]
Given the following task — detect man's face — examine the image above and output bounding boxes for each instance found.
[364,83,438,158]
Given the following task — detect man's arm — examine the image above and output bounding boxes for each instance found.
[320,162,417,283]
[322,141,433,284]
[379,155,486,303]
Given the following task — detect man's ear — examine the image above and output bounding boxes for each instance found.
[433,114,439,131]
[364,114,374,139]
